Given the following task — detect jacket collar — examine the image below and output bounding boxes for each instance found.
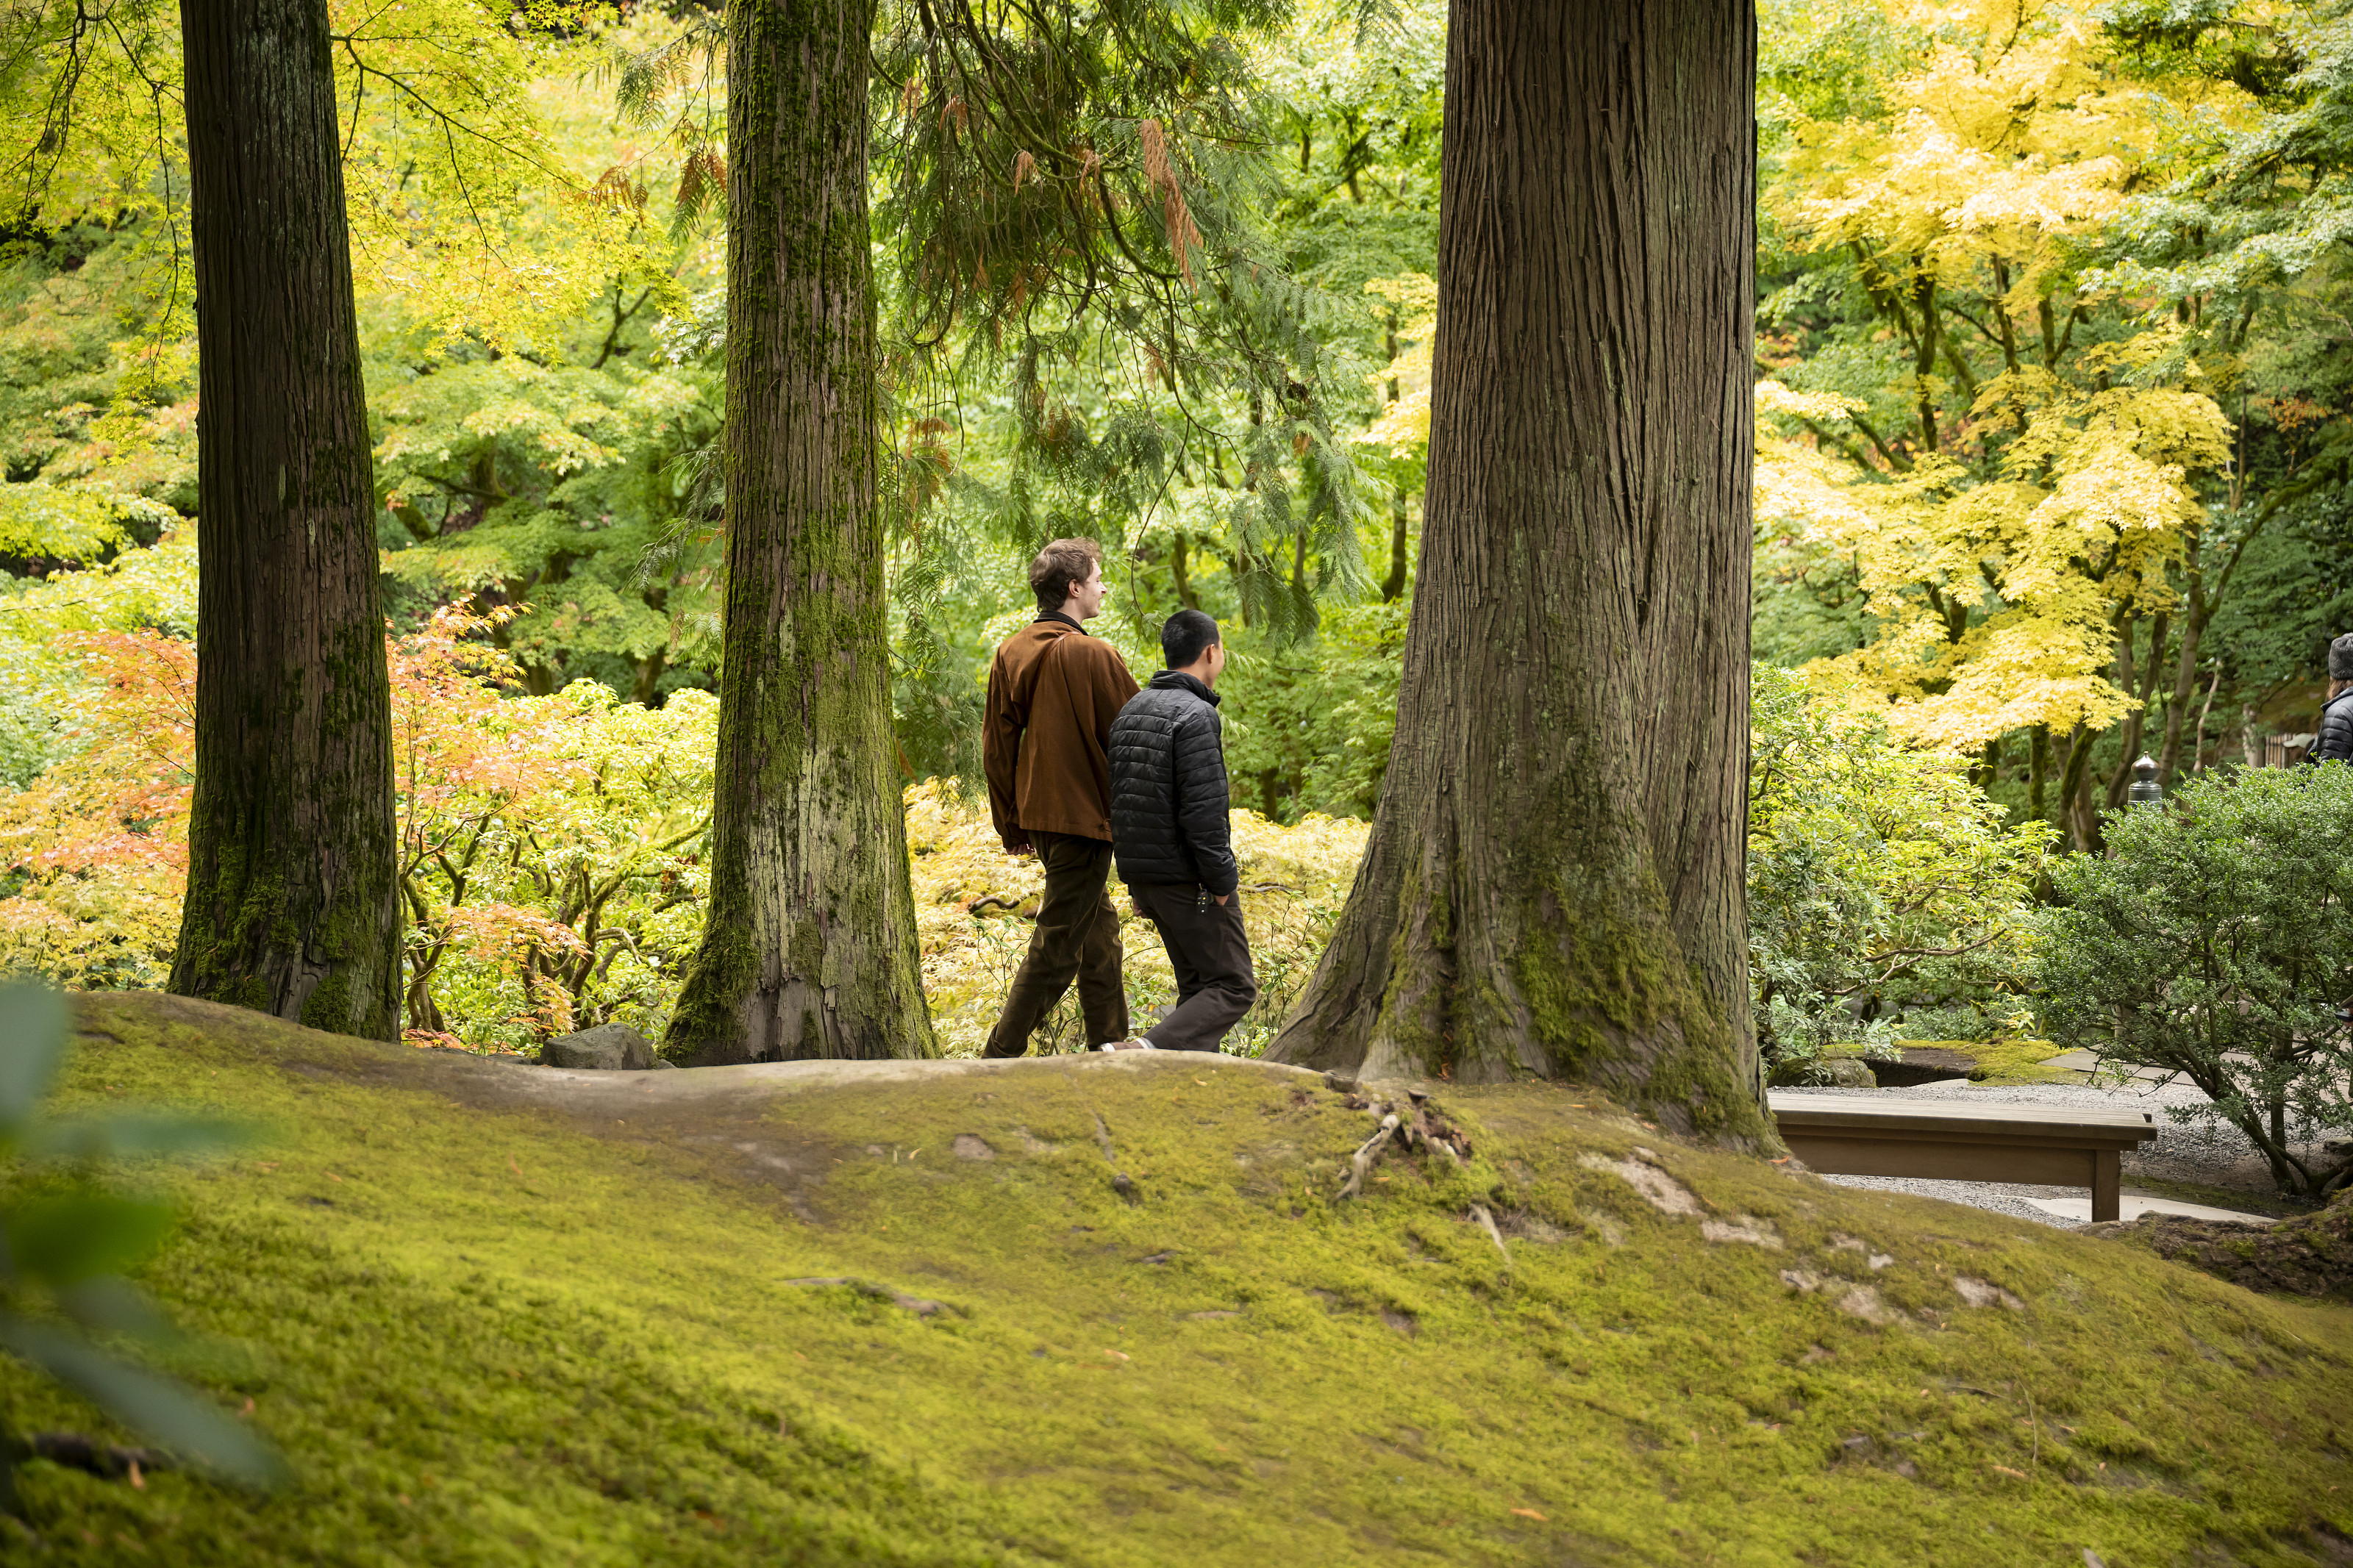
[1149,669,1221,706]
[1034,610,1085,634]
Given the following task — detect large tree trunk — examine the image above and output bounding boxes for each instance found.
[660,0,936,1064]
[1266,0,1765,1142]
[169,0,400,1039]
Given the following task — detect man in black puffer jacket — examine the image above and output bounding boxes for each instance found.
[2313,634,2353,766]
[1102,610,1257,1053]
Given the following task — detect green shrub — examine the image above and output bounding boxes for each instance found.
[2040,766,2353,1197]
[1748,667,2049,1084]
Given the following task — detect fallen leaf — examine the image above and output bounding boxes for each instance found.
[1992,1465,2029,1480]
[397,1493,412,1506]
[1510,1508,1548,1521]
[128,1460,143,1490]
[240,1397,255,1417]
[325,1172,343,1182]
[254,1162,279,1173]
[1103,1349,1130,1362]
[508,1155,524,1178]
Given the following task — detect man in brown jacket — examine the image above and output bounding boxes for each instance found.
[981,538,1141,1055]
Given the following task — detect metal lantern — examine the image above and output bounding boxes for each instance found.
[2128,753,2162,806]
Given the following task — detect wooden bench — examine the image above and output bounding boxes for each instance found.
[1767,1092,2160,1222]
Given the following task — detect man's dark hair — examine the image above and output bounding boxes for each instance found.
[1161,609,1221,670]
[1029,537,1102,611]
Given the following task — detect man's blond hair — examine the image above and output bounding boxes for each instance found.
[1029,537,1104,611]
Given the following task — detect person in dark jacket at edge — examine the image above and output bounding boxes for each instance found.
[1099,609,1258,1053]
[2311,634,2353,765]
[980,538,1140,1056]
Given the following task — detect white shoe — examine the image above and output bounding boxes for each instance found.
[1096,1037,1157,1051]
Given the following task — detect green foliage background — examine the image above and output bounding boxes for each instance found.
[4,0,2353,1081]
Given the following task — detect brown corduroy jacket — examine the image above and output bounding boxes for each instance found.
[983,613,1140,848]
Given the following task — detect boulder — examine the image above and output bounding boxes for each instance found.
[1865,1045,1977,1088]
[540,1023,656,1071]
[1767,1056,1876,1089]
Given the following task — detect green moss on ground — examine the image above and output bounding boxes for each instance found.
[6,992,2351,1566]
[1944,1038,2083,1086]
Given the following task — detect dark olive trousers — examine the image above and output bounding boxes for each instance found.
[1128,883,1257,1053]
[985,829,1129,1056]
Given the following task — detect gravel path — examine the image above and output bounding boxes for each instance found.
[1791,1075,2282,1228]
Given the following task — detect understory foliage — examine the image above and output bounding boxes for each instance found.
[2040,766,2353,1197]
[0,601,1361,1056]
[0,593,718,1053]
[904,778,1363,1057]
[1749,667,2048,1081]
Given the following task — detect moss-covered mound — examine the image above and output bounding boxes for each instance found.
[2087,1196,2353,1302]
[6,993,2351,1566]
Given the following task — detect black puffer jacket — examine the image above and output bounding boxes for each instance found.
[2315,690,2353,765]
[1107,671,1238,893]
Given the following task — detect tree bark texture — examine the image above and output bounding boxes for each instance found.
[169,0,400,1039]
[1266,0,1767,1142]
[660,0,937,1064]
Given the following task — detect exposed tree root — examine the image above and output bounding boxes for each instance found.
[1332,1088,1504,1266]
[1338,1111,1402,1200]
[1466,1203,1511,1267]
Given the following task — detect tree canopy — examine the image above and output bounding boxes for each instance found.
[0,0,2349,1091]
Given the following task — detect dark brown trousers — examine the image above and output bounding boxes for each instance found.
[1128,884,1257,1052]
[984,829,1129,1056]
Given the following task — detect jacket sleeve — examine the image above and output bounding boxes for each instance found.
[981,652,1025,848]
[1171,706,1238,895]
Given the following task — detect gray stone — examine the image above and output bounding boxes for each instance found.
[1768,1056,1877,1089]
[540,1023,656,1071]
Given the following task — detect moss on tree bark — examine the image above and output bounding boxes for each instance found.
[168,0,400,1040]
[1266,0,1767,1143]
[660,0,936,1064]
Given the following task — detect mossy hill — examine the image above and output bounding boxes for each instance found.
[6,992,2351,1566]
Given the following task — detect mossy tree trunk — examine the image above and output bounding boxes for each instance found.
[1266,0,1766,1142]
[168,0,400,1040]
[660,0,937,1064]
